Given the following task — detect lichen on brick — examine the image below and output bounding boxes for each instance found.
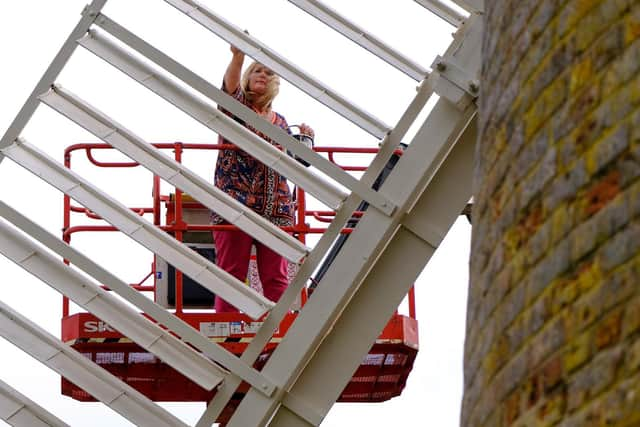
[466,2,640,425]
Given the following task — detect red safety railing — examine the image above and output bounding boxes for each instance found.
[61,142,416,319]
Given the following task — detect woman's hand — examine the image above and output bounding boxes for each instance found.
[224,45,245,94]
[230,45,244,58]
[299,123,315,139]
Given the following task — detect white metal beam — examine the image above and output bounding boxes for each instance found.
[287,0,429,80]
[40,85,308,263]
[77,29,355,213]
[0,379,69,427]
[163,0,391,139]
[450,0,484,13]
[0,201,278,397]
[0,1,107,157]
[0,218,224,391]
[414,0,466,27]
[0,139,273,319]
[0,301,190,427]
[90,15,397,216]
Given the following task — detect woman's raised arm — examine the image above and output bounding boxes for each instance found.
[223,45,245,94]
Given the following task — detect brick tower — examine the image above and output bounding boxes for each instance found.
[464,1,640,425]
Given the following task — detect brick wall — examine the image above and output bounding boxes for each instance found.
[464,1,640,425]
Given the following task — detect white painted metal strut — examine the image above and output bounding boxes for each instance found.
[40,84,308,263]
[287,0,429,80]
[0,201,277,397]
[0,139,273,319]
[0,379,69,427]
[450,0,484,13]
[90,14,397,216]
[0,300,189,427]
[0,0,107,159]
[77,30,354,214]
[414,0,466,27]
[164,0,391,139]
[0,218,224,391]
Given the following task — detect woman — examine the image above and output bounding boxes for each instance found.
[211,45,314,312]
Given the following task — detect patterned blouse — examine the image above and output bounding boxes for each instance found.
[211,85,294,227]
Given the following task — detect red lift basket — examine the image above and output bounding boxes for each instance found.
[61,311,418,403]
[60,142,418,410]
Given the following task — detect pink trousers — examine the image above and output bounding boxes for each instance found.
[213,229,289,312]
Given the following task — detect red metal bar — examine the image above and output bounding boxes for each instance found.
[85,148,139,168]
[295,185,309,306]
[314,147,379,153]
[152,258,158,305]
[408,287,416,320]
[68,205,152,220]
[309,211,363,218]
[62,223,355,242]
[99,285,154,292]
[64,142,236,159]
[310,210,363,223]
[134,271,154,288]
[130,286,155,292]
[173,143,185,315]
[153,175,161,226]
[64,143,398,162]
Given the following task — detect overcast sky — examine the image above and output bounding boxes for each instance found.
[0,1,471,426]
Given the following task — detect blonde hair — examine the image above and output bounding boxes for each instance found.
[240,61,280,111]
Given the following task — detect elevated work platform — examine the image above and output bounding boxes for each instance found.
[61,312,417,404]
